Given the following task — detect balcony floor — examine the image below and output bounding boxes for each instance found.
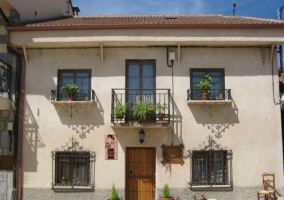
[187,100,232,105]
[111,121,171,129]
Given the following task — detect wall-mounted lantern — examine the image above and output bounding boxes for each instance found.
[139,129,145,144]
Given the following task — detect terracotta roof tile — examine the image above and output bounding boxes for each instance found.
[10,15,284,29]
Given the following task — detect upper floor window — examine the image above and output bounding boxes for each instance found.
[126,60,156,103]
[58,70,91,101]
[190,69,225,100]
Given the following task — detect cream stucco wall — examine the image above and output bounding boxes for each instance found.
[22,47,283,199]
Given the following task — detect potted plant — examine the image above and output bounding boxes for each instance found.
[61,83,80,101]
[195,74,212,100]
[113,101,128,119]
[159,184,174,200]
[156,103,167,120]
[61,176,67,185]
[132,101,155,122]
[108,183,121,200]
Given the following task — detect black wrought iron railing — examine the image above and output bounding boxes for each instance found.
[187,89,231,101]
[0,60,11,95]
[51,89,95,101]
[111,88,172,125]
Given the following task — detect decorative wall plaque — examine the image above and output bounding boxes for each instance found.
[105,134,118,160]
[161,144,184,165]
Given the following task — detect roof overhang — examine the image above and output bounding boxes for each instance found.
[7,27,284,49]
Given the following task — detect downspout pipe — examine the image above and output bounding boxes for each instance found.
[6,29,25,200]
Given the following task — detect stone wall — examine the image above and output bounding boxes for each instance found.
[23,186,284,200]
[0,172,13,200]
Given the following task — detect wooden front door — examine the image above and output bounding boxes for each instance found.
[126,147,156,200]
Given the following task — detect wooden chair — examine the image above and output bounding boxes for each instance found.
[257,173,277,200]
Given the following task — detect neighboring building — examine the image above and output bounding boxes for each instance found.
[0,2,22,200]
[2,0,76,21]
[5,15,284,200]
[0,0,78,199]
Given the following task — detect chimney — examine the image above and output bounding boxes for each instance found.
[72,6,80,16]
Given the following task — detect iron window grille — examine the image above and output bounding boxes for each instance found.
[0,59,11,95]
[52,151,94,188]
[189,150,233,190]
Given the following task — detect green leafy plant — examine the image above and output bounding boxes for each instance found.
[110,183,119,200]
[195,74,212,93]
[156,103,167,113]
[113,101,128,119]
[162,184,171,198]
[61,83,80,94]
[132,101,155,122]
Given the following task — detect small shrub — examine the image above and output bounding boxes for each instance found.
[162,184,171,198]
[110,183,119,200]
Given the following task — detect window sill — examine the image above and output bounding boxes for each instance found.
[189,184,233,191]
[52,185,94,192]
[50,100,95,104]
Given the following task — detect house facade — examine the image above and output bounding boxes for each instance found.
[6,15,284,200]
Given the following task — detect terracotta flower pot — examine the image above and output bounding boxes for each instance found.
[158,197,175,200]
[116,114,124,120]
[68,93,76,101]
[201,92,209,100]
[157,112,165,120]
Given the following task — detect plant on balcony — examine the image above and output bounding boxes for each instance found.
[156,103,167,120]
[61,83,80,101]
[158,184,174,200]
[132,101,155,122]
[113,101,128,119]
[108,183,120,200]
[195,74,212,100]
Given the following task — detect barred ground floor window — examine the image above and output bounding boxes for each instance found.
[189,150,232,190]
[52,151,94,188]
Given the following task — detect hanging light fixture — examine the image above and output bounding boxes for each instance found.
[139,129,145,144]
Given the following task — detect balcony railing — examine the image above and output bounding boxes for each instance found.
[51,89,95,102]
[0,60,11,96]
[187,89,231,101]
[111,88,172,126]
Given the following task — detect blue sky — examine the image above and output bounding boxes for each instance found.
[72,0,284,19]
